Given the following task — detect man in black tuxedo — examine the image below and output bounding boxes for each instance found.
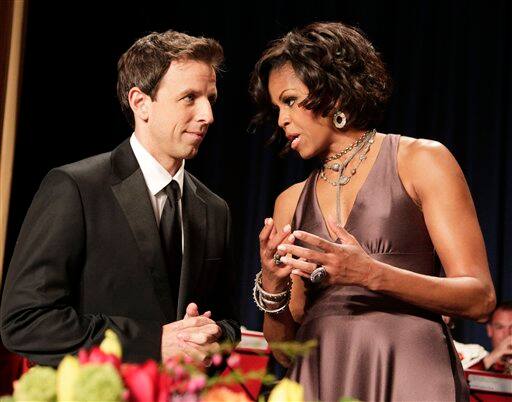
[0,30,240,366]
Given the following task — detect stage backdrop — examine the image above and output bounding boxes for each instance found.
[2,0,511,352]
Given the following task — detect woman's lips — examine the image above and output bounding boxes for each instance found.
[290,136,301,150]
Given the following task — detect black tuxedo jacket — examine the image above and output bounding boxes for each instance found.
[0,140,240,366]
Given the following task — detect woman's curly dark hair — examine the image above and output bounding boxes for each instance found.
[249,21,392,142]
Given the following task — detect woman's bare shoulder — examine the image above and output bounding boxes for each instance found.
[397,135,465,202]
[398,135,453,162]
[273,180,307,228]
[275,181,306,208]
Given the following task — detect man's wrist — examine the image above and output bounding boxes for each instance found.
[483,353,497,370]
[215,321,225,341]
[215,319,241,345]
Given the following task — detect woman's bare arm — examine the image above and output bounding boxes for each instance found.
[369,138,495,321]
[278,138,495,323]
[260,182,306,367]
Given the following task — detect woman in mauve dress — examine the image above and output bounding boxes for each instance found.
[250,22,495,402]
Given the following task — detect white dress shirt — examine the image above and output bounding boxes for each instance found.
[130,133,184,250]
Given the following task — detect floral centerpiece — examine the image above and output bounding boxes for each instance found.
[0,331,359,402]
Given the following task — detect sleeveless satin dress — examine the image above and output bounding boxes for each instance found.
[287,134,469,402]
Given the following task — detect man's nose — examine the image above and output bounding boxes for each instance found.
[197,99,214,125]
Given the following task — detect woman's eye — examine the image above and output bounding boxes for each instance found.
[284,98,296,107]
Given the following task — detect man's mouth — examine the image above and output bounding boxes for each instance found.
[184,131,205,141]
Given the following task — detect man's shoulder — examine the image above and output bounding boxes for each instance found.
[33,151,115,197]
[46,150,116,190]
[185,171,227,210]
[56,151,112,177]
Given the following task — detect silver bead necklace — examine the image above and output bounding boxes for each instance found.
[323,128,376,163]
[319,129,376,225]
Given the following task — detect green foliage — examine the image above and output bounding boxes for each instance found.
[72,364,124,401]
[206,368,276,388]
[13,366,57,402]
[269,339,318,361]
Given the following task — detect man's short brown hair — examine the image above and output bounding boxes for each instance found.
[117,30,224,128]
[490,300,512,322]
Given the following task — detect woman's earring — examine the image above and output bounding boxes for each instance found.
[333,111,346,129]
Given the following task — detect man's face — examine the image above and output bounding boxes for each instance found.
[487,309,512,348]
[146,59,217,162]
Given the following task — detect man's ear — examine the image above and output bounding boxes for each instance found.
[128,87,151,122]
[486,322,493,338]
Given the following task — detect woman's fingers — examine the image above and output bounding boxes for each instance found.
[326,218,354,243]
[269,225,293,252]
[277,243,328,266]
[269,220,278,240]
[291,269,311,279]
[292,230,337,252]
[259,218,274,246]
[259,218,294,257]
[280,256,317,273]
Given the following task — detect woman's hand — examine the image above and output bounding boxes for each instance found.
[278,219,374,287]
[259,217,295,292]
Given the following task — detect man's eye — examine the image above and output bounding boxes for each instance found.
[183,94,195,102]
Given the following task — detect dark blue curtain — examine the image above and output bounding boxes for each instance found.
[3,0,511,352]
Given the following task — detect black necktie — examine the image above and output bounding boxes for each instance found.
[159,180,182,300]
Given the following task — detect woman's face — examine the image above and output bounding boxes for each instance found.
[268,62,336,159]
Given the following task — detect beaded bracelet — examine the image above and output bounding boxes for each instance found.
[254,271,291,299]
[252,271,291,314]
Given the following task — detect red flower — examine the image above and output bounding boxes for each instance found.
[122,360,160,402]
[157,371,173,402]
[78,346,121,370]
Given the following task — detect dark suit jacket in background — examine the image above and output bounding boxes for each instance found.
[0,139,240,366]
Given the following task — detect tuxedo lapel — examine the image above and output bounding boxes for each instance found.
[177,172,207,319]
[110,140,176,322]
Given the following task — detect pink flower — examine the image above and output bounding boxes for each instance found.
[211,354,223,366]
[226,353,241,369]
[170,394,200,402]
[186,375,207,393]
[173,365,185,379]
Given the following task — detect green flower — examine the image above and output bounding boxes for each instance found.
[73,364,124,402]
[13,366,57,402]
[56,355,81,401]
[268,379,304,402]
[100,329,122,359]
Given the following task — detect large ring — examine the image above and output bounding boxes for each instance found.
[273,253,283,266]
[310,266,328,283]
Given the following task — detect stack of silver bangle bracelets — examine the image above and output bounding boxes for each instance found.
[252,271,291,314]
